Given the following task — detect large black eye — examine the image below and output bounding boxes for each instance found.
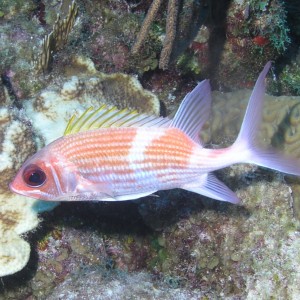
[23,164,47,187]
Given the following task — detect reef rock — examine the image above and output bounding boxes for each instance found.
[46,267,202,300]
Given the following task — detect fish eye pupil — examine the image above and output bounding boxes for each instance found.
[29,172,43,184]
[23,164,46,187]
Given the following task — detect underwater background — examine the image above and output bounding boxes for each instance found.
[0,0,300,299]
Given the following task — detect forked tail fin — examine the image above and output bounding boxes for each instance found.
[233,62,300,176]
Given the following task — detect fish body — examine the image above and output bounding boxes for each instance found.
[9,62,300,203]
[11,126,224,201]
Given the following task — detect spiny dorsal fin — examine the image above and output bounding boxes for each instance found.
[64,105,171,135]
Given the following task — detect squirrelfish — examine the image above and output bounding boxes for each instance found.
[9,62,300,203]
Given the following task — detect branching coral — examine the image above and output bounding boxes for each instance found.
[131,0,183,70]
[35,0,78,73]
[131,0,208,70]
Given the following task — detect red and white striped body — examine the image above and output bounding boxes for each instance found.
[45,126,210,200]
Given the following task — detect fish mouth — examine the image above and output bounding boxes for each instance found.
[9,182,19,195]
[9,182,29,197]
[9,181,43,200]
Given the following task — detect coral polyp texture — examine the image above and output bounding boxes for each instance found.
[0,61,160,277]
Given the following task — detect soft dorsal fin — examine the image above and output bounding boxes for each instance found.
[170,80,211,144]
[64,105,172,135]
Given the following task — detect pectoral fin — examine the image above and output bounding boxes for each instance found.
[75,179,158,201]
[75,177,114,197]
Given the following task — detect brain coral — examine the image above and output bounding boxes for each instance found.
[0,61,161,276]
[207,90,300,158]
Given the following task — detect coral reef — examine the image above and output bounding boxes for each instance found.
[0,0,300,297]
[0,0,297,102]
[250,0,290,54]
[2,163,299,297]
[2,81,300,298]
[0,0,36,20]
[0,57,160,277]
[182,0,294,86]
[206,89,300,225]
[0,108,36,192]
[25,57,160,144]
[140,176,300,298]
[214,0,291,87]
[85,4,161,74]
[0,194,55,277]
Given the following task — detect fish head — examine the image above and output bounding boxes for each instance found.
[9,148,73,201]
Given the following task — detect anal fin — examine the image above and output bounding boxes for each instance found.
[113,190,158,201]
[181,173,240,204]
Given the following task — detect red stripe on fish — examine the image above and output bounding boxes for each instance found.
[56,128,138,183]
[143,128,196,184]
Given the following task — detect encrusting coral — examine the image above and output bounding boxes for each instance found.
[0,108,36,192]
[0,107,57,276]
[26,56,161,144]
[0,195,53,277]
[0,56,161,276]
